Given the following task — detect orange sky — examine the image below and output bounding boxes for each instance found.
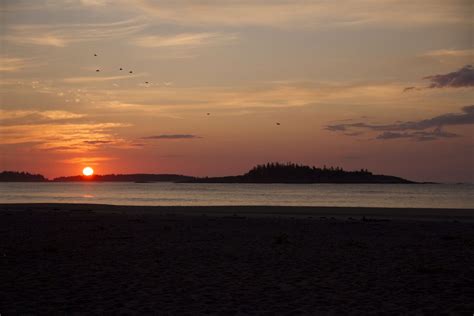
[1,0,473,182]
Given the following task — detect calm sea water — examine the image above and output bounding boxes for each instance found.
[0,182,472,209]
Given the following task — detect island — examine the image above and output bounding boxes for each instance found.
[1,163,415,183]
[0,171,48,182]
[187,163,415,184]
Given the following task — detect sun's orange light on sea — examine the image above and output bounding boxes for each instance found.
[82,166,94,176]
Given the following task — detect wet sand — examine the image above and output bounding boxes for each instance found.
[1,204,473,314]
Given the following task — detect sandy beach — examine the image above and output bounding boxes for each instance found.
[1,204,473,314]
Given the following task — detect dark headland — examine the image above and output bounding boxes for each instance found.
[1,162,415,183]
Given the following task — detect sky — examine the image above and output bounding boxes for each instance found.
[0,0,473,182]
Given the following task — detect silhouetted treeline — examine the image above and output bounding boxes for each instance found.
[53,174,195,182]
[0,171,48,182]
[189,162,414,184]
[1,164,414,184]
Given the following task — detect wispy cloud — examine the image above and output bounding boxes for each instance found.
[60,156,117,165]
[326,105,474,141]
[0,110,85,126]
[5,18,146,47]
[375,128,459,142]
[133,33,237,48]
[402,86,419,93]
[132,0,470,28]
[83,140,114,144]
[0,57,33,72]
[79,0,111,6]
[100,81,413,114]
[63,74,142,84]
[423,65,474,88]
[141,134,201,140]
[3,34,67,47]
[0,118,130,153]
[421,49,474,59]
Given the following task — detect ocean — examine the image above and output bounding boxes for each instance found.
[0,182,472,209]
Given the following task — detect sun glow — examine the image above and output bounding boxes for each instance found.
[82,166,94,176]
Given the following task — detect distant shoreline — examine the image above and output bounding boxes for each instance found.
[0,163,418,183]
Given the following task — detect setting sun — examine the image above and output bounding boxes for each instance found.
[82,167,94,176]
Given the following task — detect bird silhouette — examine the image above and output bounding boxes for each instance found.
[119,68,123,71]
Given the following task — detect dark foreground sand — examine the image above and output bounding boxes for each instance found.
[1,204,473,314]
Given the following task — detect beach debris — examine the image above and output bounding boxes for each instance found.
[96,69,100,72]
[276,122,281,125]
[120,68,123,71]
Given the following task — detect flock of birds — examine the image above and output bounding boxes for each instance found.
[93,53,139,78]
[93,53,281,125]
[94,54,138,76]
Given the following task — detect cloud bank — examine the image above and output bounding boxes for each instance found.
[423,65,474,88]
[326,105,474,141]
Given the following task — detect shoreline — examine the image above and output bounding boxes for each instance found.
[1,203,473,222]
